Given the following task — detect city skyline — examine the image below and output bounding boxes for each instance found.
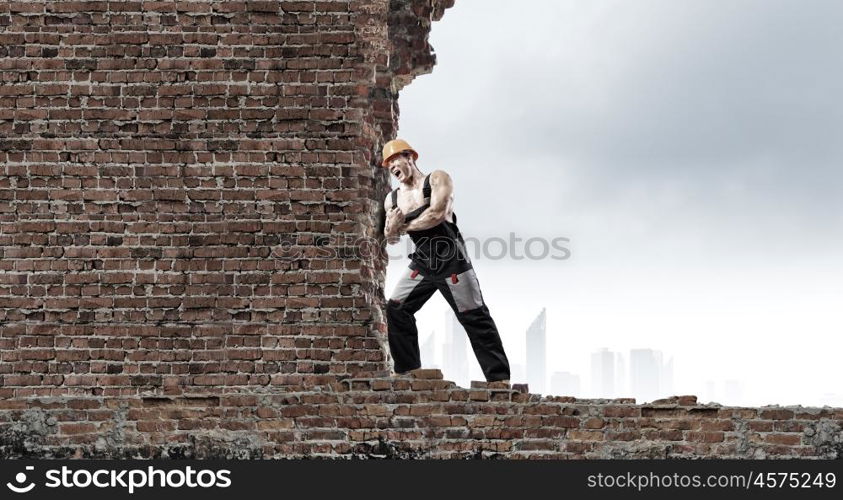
[413,303,843,407]
[526,308,547,394]
[419,307,691,405]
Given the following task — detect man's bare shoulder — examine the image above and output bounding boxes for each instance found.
[429,169,453,186]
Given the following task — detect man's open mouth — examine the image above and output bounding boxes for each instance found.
[392,168,401,178]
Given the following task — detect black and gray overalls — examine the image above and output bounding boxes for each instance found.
[386,174,511,382]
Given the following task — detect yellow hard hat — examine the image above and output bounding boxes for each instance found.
[381,139,418,167]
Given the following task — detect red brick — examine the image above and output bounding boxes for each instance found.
[760,409,795,420]
[686,432,725,443]
[567,430,604,441]
[764,433,801,446]
[59,423,98,435]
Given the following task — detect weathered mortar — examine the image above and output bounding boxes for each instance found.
[0,0,840,458]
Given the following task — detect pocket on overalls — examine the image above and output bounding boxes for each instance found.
[445,268,484,313]
[389,265,423,303]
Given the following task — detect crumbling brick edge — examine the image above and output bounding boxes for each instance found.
[2,369,840,459]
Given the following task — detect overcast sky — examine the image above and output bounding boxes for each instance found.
[385,0,843,406]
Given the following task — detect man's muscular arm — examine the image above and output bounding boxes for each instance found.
[399,170,453,233]
[383,194,403,244]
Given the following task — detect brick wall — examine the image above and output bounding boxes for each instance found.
[3,369,841,459]
[0,0,452,394]
[1,1,840,458]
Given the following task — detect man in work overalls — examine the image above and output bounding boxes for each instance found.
[381,139,511,383]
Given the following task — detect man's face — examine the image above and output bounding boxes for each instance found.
[386,152,414,183]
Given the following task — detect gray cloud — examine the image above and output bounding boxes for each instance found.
[399,0,843,255]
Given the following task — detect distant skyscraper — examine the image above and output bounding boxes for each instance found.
[630,349,674,403]
[526,308,546,394]
[420,330,438,369]
[442,311,468,386]
[551,371,581,396]
[591,348,616,397]
[614,351,627,396]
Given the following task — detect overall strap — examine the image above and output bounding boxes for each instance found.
[422,173,432,200]
[420,173,458,225]
[390,188,398,209]
[400,174,440,225]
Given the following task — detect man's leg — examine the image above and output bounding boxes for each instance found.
[437,267,511,382]
[386,266,437,374]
